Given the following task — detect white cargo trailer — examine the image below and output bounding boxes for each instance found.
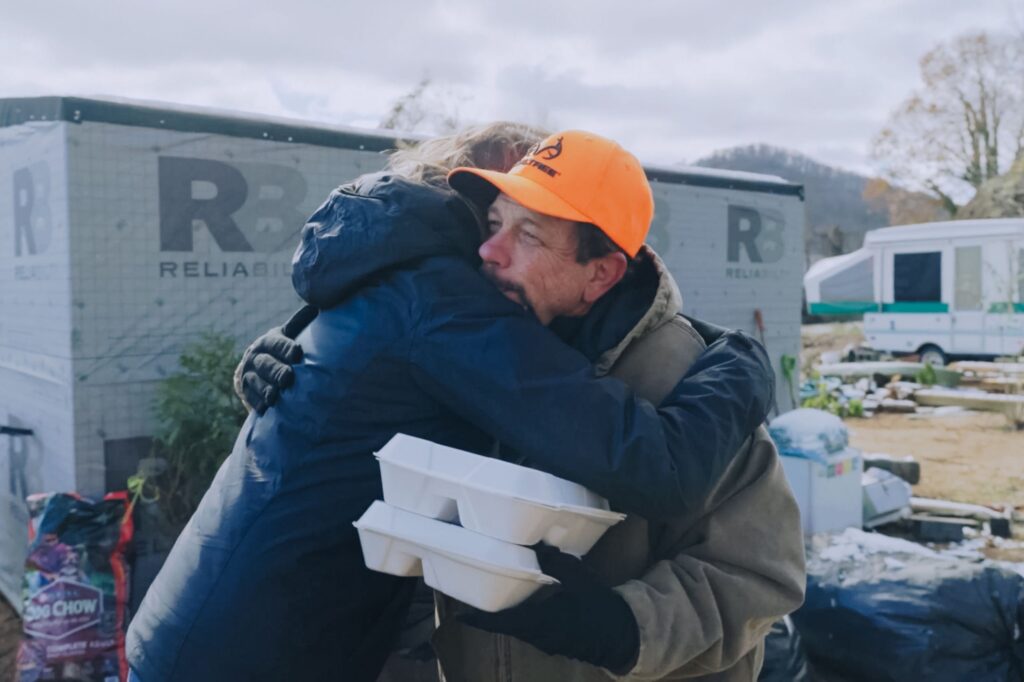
[804,219,1024,365]
[0,96,805,605]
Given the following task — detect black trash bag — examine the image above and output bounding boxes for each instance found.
[759,616,810,682]
[793,546,1024,682]
[376,579,440,682]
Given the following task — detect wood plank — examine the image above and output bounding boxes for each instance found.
[879,399,917,413]
[950,361,1024,375]
[816,361,925,378]
[913,389,1024,425]
[978,377,1024,394]
[910,496,1004,520]
[817,362,961,387]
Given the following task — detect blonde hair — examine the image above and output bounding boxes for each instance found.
[386,122,549,186]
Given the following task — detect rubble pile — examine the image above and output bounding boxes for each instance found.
[796,527,1024,682]
[802,359,1024,427]
[780,357,1024,680]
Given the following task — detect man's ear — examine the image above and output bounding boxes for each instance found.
[582,252,629,305]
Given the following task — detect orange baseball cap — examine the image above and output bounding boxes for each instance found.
[448,130,654,257]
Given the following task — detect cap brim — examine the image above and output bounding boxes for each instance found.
[448,167,591,224]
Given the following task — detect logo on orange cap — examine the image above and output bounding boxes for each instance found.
[516,138,564,178]
[448,130,654,257]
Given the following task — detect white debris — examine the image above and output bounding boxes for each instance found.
[908,405,970,420]
[819,351,842,365]
[769,408,848,456]
[812,527,1024,580]
[815,527,939,563]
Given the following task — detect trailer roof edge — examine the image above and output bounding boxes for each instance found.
[0,96,805,199]
[0,95,405,153]
[646,167,804,199]
[864,218,1024,244]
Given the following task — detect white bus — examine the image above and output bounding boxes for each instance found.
[804,219,1024,365]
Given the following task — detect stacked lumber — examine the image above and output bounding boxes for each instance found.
[913,389,1024,426]
[811,359,1024,426]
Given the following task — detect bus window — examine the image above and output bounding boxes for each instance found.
[954,246,982,310]
[894,251,941,302]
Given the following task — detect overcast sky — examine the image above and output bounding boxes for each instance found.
[2,0,1020,175]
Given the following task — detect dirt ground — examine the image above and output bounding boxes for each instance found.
[803,321,1024,562]
[801,321,1024,510]
[799,321,866,377]
[847,411,1024,508]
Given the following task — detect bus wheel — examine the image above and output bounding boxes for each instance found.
[918,344,947,367]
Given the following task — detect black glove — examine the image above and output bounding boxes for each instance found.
[238,305,318,414]
[458,543,640,674]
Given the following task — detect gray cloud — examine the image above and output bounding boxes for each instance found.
[1,2,482,83]
[0,0,1016,175]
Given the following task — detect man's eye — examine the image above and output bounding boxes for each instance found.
[520,230,541,245]
[487,221,501,234]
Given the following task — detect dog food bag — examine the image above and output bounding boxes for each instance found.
[16,492,134,682]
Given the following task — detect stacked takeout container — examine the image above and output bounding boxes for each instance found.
[354,434,626,612]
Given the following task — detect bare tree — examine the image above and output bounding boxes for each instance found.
[1010,0,1024,42]
[871,32,1024,215]
[379,77,465,135]
[861,177,948,225]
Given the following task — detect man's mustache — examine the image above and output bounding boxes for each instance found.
[480,266,537,318]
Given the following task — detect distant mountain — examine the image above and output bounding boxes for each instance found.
[693,144,946,262]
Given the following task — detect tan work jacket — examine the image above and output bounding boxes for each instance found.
[432,247,806,681]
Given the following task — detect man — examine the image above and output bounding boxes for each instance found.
[242,129,806,680]
[436,134,806,681]
[128,125,777,681]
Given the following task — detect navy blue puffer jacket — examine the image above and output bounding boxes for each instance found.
[126,174,774,681]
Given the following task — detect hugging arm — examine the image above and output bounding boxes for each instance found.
[234,305,318,413]
[407,298,773,520]
[234,296,774,519]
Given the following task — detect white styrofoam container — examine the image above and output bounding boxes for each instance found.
[780,447,864,534]
[354,501,556,612]
[376,434,626,556]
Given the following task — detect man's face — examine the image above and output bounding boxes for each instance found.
[479,194,594,326]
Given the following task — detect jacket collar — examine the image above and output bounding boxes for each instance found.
[550,245,683,376]
[593,246,682,375]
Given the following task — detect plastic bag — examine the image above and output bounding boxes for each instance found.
[16,492,134,682]
[793,530,1024,682]
[768,408,848,463]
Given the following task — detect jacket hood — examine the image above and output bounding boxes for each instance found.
[550,245,683,374]
[292,172,484,307]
